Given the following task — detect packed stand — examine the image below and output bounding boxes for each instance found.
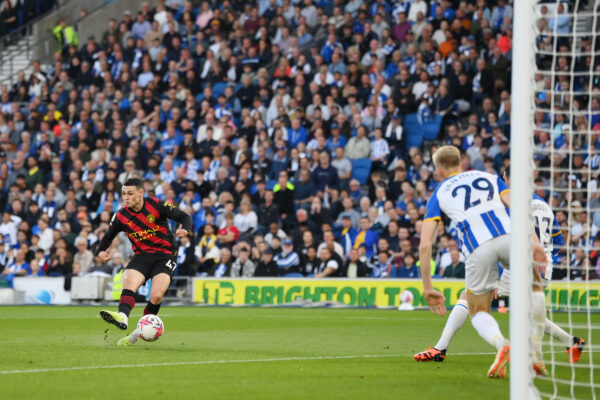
[0,0,598,289]
[1,0,57,36]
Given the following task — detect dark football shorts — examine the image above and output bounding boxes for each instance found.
[126,253,178,282]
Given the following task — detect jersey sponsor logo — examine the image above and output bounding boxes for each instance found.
[164,200,176,211]
[128,225,160,241]
[147,214,156,224]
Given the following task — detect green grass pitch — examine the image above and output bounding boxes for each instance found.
[0,306,597,399]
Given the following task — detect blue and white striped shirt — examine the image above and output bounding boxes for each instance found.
[425,170,511,257]
[274,251,300,270]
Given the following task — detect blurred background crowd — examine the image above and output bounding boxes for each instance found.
[0,0,599,288]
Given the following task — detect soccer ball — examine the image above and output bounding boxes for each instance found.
[137,314,164,342]
[398,290,415,311]
[399,290,414,304]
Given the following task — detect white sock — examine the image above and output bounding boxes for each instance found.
[129,328,141,344]
[531,291,547,359]
[544,318,572,347]
[471,312,506,350]
[435,299,469,350]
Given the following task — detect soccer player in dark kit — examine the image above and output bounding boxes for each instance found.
[95,178,192,346]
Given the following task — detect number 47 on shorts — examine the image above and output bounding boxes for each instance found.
[165,259,177,271]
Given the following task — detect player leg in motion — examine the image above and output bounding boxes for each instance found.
[414,290,585,367]
[415,166,585,367]
[95,178,192,346]
[418,146,549,378]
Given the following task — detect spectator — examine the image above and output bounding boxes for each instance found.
[273,170,295,226]
[47,247,72,276]
[53,19,79,55]
[2,247,29,287]
[390,253,420,278]
[370,249,391,278]
[257,190,279,231]
[30,249,48,276]
[0,211,21,246]
[73,236,94,274]
[231,247,255,277]
[315,246,340,278]
[442,249,466,278]
[345,126,371,160]
[343,248,369,278]
[217,212,240,249]
[317,230,344,261]
[294,168,316,209]
[251,245,275,276]
[274,239,300,276]
[233,200,258,239]
[195,223,220,275]
[37,216,54,254]
[353,215,379,259]
[211,248,233,277]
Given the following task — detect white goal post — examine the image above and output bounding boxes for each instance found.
[511,1,599,399]
[510,0,536,398]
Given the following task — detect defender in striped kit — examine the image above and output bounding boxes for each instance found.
[418,146,549,378]
[95,178,192,346]
[415,165,584,371]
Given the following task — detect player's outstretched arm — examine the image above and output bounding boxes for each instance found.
[419,218,446,316]
[95,214,122,258]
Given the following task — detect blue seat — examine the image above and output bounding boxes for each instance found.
[404,113,423,150]
[266,179,277,190]
[351,158,372,185]
[211,82,228,98]
[423,114,443,141]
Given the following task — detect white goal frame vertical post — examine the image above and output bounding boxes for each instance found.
[510,0,537,398]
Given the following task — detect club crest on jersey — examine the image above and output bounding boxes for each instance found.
[147,214,156,224]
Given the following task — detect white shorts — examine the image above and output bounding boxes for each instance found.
[497,254,552,298]
[498,269,510,297]
[465,235,510,295]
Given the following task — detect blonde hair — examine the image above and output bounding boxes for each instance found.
[432,146,461,170]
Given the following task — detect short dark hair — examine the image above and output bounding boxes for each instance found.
[123,178,143,189]
[503,165,510,181]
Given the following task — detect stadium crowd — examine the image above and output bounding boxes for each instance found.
[1,0,57,35]
[0,0,599,289]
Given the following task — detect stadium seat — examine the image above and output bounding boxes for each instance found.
[266,179,277,190]
[404,114,423,150]
[351,158,372,185]
[211,82,228,98]
[423,114,443,141]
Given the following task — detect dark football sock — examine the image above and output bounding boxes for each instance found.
[118,289,136,317]
[143,301,161,315]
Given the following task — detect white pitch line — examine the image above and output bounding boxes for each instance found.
[0,352,501,375]
[0,314,436,322]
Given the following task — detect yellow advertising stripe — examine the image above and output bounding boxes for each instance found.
[193,279,600,310]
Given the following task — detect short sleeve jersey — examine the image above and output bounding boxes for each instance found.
[425,170,511,257]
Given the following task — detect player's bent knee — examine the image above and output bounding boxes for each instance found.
[149,294,163,304]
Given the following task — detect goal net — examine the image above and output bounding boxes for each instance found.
[511,0,599,399]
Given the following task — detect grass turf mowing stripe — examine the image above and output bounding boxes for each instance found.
[0,352,504,375]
